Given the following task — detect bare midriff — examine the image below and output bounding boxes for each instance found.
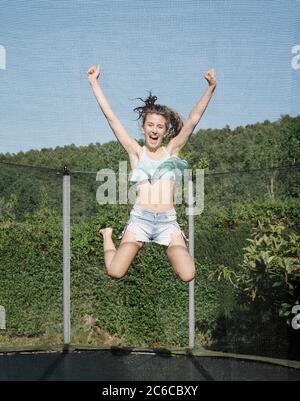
[134,179,175,211]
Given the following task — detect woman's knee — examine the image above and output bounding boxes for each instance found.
[106,268,127,279]
[106,258,128,279]
[179,270,195,283]
[178,260,195,283]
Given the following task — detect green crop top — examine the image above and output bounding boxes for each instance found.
[129,145,188,187]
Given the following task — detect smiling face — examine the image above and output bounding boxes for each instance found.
[141,113,169,150]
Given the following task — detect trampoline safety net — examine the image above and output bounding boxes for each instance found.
[0,0,300,381]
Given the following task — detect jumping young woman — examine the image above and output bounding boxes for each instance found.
[87,65,216,282]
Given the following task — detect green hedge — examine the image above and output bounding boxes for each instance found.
[0,197,299,355]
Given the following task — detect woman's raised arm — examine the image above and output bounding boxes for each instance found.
[169,68,217,155]
[87,65,141,156]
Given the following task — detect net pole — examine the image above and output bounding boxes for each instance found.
[63,166,71,345]
[188,170,195,348]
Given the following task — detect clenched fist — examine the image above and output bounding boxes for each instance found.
[204,68,217,87]
[87,64,100,83]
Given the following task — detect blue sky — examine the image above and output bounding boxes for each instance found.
[0,0,299,154]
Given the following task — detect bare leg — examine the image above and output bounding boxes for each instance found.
[99,228,116,268]
[164,232,195,283]
[99,227,144,279]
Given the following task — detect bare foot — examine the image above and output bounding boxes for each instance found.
[99,227,113,237]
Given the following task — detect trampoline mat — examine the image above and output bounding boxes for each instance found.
[1,350,299,381]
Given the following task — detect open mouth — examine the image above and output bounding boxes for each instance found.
[149,135,158,144]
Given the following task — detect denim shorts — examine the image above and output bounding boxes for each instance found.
[118,204,189,247]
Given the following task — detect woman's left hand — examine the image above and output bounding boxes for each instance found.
[204,68,217,87]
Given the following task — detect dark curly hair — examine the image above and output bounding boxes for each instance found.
[133,91,184,139]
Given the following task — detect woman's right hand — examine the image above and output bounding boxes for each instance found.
[87,64,100,83]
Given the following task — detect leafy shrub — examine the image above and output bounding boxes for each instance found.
[211,218,300,326]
